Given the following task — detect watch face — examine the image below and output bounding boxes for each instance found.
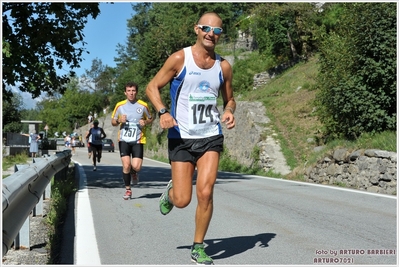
[160,108,166,114]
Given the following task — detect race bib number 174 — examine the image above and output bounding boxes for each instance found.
[188,93,217,134]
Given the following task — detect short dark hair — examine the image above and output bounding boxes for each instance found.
[125,82,139,92]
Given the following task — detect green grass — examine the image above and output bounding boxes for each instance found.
[2,153,29,178]
[253,57,322,172]
[354,131,396,152]
[151,154,169,164]
[219,146,265,175]
[46,162,77,264]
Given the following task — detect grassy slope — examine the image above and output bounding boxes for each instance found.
[238,55,396,180]
[240,56,321,178]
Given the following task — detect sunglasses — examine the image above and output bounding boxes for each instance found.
[197,25,223,35]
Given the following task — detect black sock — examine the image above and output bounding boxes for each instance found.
[123,172,131,186]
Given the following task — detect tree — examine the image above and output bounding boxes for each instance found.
[36,77,103,136]
[316,3,396,139]
[80,58,117,111]
[2,3,100,102]
[250,3,320,61]
[2,94,23,133]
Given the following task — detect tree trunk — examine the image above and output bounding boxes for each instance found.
[287,31,298,59]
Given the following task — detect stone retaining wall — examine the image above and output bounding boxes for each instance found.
[304,148,397,195]
[253,59,301,89]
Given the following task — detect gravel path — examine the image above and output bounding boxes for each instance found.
[2,198,51,265]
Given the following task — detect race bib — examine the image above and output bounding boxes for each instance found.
[188,93,218,136]
[121,122,139,142]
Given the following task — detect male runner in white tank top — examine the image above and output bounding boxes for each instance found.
[146,12,236,265]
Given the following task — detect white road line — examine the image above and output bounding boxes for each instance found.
[143,156,170,166]
[74,161,101,265]
[144,158,396,200]
[238,173,398,200]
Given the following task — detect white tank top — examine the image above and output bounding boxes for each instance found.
[168,46,224,139]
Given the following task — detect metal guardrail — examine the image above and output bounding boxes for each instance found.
[2,150,72,257]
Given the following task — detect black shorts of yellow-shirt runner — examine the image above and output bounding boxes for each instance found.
[119,141,144,159]
[168,134,224,164]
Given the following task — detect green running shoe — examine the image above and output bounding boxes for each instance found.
[159,180,173,215]
[191,243,214,265]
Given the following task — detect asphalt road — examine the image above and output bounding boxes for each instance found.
[69,147,397,265]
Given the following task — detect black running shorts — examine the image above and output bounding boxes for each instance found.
[119,141,144,158]
[89,143,102,152]
[168,135,224,164]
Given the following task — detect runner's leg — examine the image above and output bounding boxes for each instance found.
[169,161,195,208]
[193,151,219,243]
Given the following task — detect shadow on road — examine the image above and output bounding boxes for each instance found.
[81,164,251,191]
[57,159,277,264]
[176,233,277,260]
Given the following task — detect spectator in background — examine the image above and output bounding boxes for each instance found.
[94,112,98,120]
[71,135,76,155]
[21,130,41,158]
[65,134,71,149]
[88,112,93,124]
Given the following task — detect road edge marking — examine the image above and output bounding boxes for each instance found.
[74,161,101,265]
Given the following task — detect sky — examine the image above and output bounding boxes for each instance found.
[73,2,135,76]
[17,2,134,109]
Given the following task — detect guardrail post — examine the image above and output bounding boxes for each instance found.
[44,183,51,199]
[12,163,31,250]
[14,217,30,250]
[33,201,43,217]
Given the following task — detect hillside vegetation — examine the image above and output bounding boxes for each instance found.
[232,53,396,179]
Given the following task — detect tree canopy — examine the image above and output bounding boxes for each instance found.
[315,2,396,139]
[2,2,100,102]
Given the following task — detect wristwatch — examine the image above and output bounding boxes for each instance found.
[158,108,169,117]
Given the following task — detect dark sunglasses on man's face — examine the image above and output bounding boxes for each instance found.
[197,25,223,35]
